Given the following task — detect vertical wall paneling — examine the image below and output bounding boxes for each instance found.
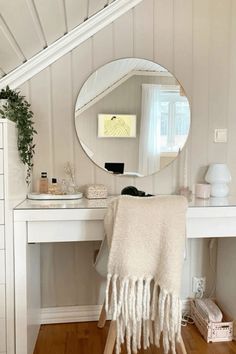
[225,0,236,195]
[33,0,66,45]
[92,24,114,70]
[0,318,6,352]
[25,0,47,48]
[173,0,193,196]
[154,0,174,72]
[216,239,236,318]
[29,68,53,191]
[0,284,5,318]
[173,0,193,99]
[88,0,107,18]
[73,241,102,305]
[112,9,135,194]
[113,9,134,59]
[0,249,5,283]
[65,0,87,31]
[133,0,154,60]
[92,24,116,192]
[0,0,42,59]
[0,25,23,73]
[190,0,210,187]
[153,164,174,195]
[72,40,95,187]
[40,244,56,307]
[0,15,25,61]
[0,226,4,250]
[207,0,231,164]
[51,54,74,179]
[216,0,236,318]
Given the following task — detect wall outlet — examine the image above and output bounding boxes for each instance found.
[192,276,206,294]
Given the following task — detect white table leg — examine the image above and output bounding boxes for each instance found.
[14,221,41,354]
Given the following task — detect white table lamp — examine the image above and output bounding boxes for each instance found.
[205,163,231,197]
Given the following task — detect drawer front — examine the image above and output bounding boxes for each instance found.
[0,124,3,149]
[0,150,3,174]
[0,175,4,199]
[28,220,104,243]
[0,250,5,284]
[0,318,6,352]
[0,226,4,249]
[0,201,4,225]
[0,284,5,318]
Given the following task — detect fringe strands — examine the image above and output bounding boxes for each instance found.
[106,274,182,354]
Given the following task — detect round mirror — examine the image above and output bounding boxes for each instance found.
[75,58,190,177]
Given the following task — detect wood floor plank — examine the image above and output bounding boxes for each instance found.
[33,321,236,354]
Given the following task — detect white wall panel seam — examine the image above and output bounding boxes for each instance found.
[225,0,233,165]
[153,0,158,61]
[25,0,47,48]
[58,0,68,34]
[0,15,26,62]
[49,66,55,176]
[0,68,5,77]
[86,0,90,20]
[69,52,76,167]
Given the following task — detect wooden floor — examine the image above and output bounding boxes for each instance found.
[33,321,236,354]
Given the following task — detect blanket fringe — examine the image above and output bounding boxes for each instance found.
[106,274,182,354]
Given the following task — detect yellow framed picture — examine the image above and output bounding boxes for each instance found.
[98,114,137,138]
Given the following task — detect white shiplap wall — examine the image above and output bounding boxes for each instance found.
[18,0,236,307]
[0,0,114,76]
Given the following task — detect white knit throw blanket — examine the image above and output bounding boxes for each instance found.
[104,195,187,354]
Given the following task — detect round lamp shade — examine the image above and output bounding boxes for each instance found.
[205,164,231,184]
[205,163,231,197]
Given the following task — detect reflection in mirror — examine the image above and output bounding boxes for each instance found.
[75,58,190,177]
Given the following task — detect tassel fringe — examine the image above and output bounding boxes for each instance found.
[106,274,182,354]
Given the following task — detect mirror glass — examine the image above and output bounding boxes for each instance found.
[75,58,191,177]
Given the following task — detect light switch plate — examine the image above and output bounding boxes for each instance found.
[214,129,227,143]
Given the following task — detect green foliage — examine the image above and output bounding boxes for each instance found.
[0,86,37,185]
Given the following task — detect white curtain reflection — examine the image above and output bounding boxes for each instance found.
[139,84,161,175]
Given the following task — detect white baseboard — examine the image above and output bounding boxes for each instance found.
[41,300,191,325]
[41,305,103,324]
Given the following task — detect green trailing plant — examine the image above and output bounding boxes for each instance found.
[0,86,37,185]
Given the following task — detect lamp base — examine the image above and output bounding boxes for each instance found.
[210,183,229,198]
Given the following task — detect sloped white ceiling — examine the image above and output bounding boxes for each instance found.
[0,0,115,78]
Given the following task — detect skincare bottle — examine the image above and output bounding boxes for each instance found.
[48,178,58,194]
[39,172,48,194]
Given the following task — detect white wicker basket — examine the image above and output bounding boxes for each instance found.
[191,299,234,343]
[85,184,108,199]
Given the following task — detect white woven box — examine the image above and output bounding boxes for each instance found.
[191,299,234,343]
[85,184,108,199]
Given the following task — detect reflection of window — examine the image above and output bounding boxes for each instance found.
[160,90,190,152]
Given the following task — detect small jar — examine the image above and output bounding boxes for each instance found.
[48,178,59,194]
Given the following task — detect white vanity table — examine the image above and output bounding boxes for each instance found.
[13,196,236,354]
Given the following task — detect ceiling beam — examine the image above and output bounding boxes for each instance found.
[0,0,143,90]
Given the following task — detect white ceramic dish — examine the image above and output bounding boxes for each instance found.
[27,192,83,200]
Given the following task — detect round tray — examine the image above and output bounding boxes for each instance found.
[27,192,83,200]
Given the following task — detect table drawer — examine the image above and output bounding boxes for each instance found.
[28,220,105,243]
[0,226,4,249]
[0,250,5,284]
[0,318,6,352]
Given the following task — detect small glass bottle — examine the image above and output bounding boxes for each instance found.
[48,178,58,194]
[39,172,48,194]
